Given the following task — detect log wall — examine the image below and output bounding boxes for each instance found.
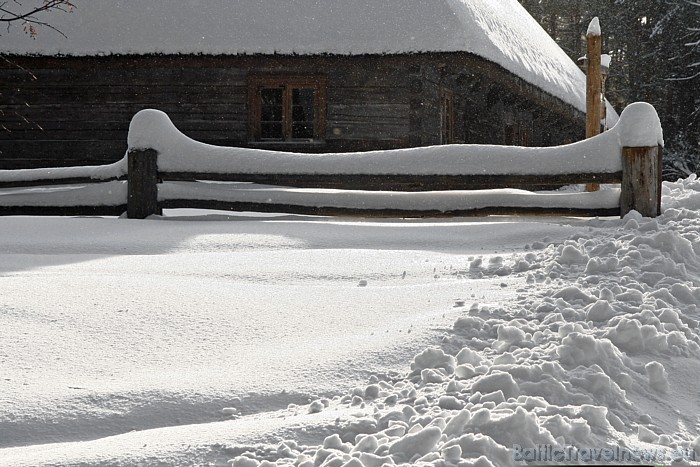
[0,53,585,169]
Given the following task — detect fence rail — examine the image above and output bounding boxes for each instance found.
[157,197,622,219]
[158,171,624,191]
[0,174,126,190]
[0,160,128,216]
[0,204,127,217]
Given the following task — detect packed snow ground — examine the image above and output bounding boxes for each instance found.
[2,176,700,466]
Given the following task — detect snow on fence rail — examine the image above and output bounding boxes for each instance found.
[0,160,128,216]
[0,103,663,219]
[126,103,662,219]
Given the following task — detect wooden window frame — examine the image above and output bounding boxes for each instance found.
[248,75,327,143]
[439,88,455,144]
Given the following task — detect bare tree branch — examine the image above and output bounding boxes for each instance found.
[0,0,74,37]
[0,0,73,23]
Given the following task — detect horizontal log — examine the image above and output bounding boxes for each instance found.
[1,102,247,117]
[324,125,410,141]
[0,69,247,86]
[159,171,623,191]
[2,87,247,106]
[1,130,129,141]
[0,158,120,170]
[0,174,126,189]
[159,198,620,218]
[329,87,410,105]
[244,139,409,153]
[0,205,126,216]
[330,108,409,121]
[1,128,246,142]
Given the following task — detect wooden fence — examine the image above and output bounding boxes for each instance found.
[1,105,663,219]
[0,162,128,216]
[124,144,660,219]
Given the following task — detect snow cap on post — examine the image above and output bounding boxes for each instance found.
[587,17,601,37]
[128,108,185,152]
[616,102,664,148]
[618,102,663,218]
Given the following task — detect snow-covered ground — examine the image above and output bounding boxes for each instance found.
[2,176,700,466]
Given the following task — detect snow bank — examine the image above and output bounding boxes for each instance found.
[1,176,700,465]
[210,175,700,466]
[129,105,659,178]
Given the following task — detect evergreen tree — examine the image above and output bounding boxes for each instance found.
[519,0,699,177]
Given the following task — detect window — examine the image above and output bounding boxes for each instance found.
[440,89,455,144]
[249,76,327,142]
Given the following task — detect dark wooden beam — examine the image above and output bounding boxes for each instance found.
[159,198,620,219]
[0,175,126,189]
[0,205,126,216]
[160,171,622,191]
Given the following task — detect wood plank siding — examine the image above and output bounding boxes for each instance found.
[0,53,585,169]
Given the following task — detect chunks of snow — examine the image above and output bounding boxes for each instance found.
[470,371,520,400]
[638,425,660,443]
[645,361,670,393]
[387,425,441,462]
[585,300,616,322]
[456,347,483,366]
[230,457,260,467]
[557,244,589,265]
[410,348,457,375]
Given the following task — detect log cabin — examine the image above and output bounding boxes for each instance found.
[0,0,618,169]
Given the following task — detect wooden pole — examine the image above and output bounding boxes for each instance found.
[620,145,662,218]
[127,148,160,219]
[586,17,602,192]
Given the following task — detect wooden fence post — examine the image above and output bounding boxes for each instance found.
[127,148,160,219]
[586,17,603,193]
[620,145,662,218]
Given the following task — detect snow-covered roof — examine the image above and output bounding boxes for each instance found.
[1,0,615,119]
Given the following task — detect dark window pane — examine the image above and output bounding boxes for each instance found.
[261,88,283,122]
[261,105,283,122]
[261,122,283,140]
[291,88,315,139]
[292,121,314,139]
[261,88,283,106]
[259,88,283,139]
